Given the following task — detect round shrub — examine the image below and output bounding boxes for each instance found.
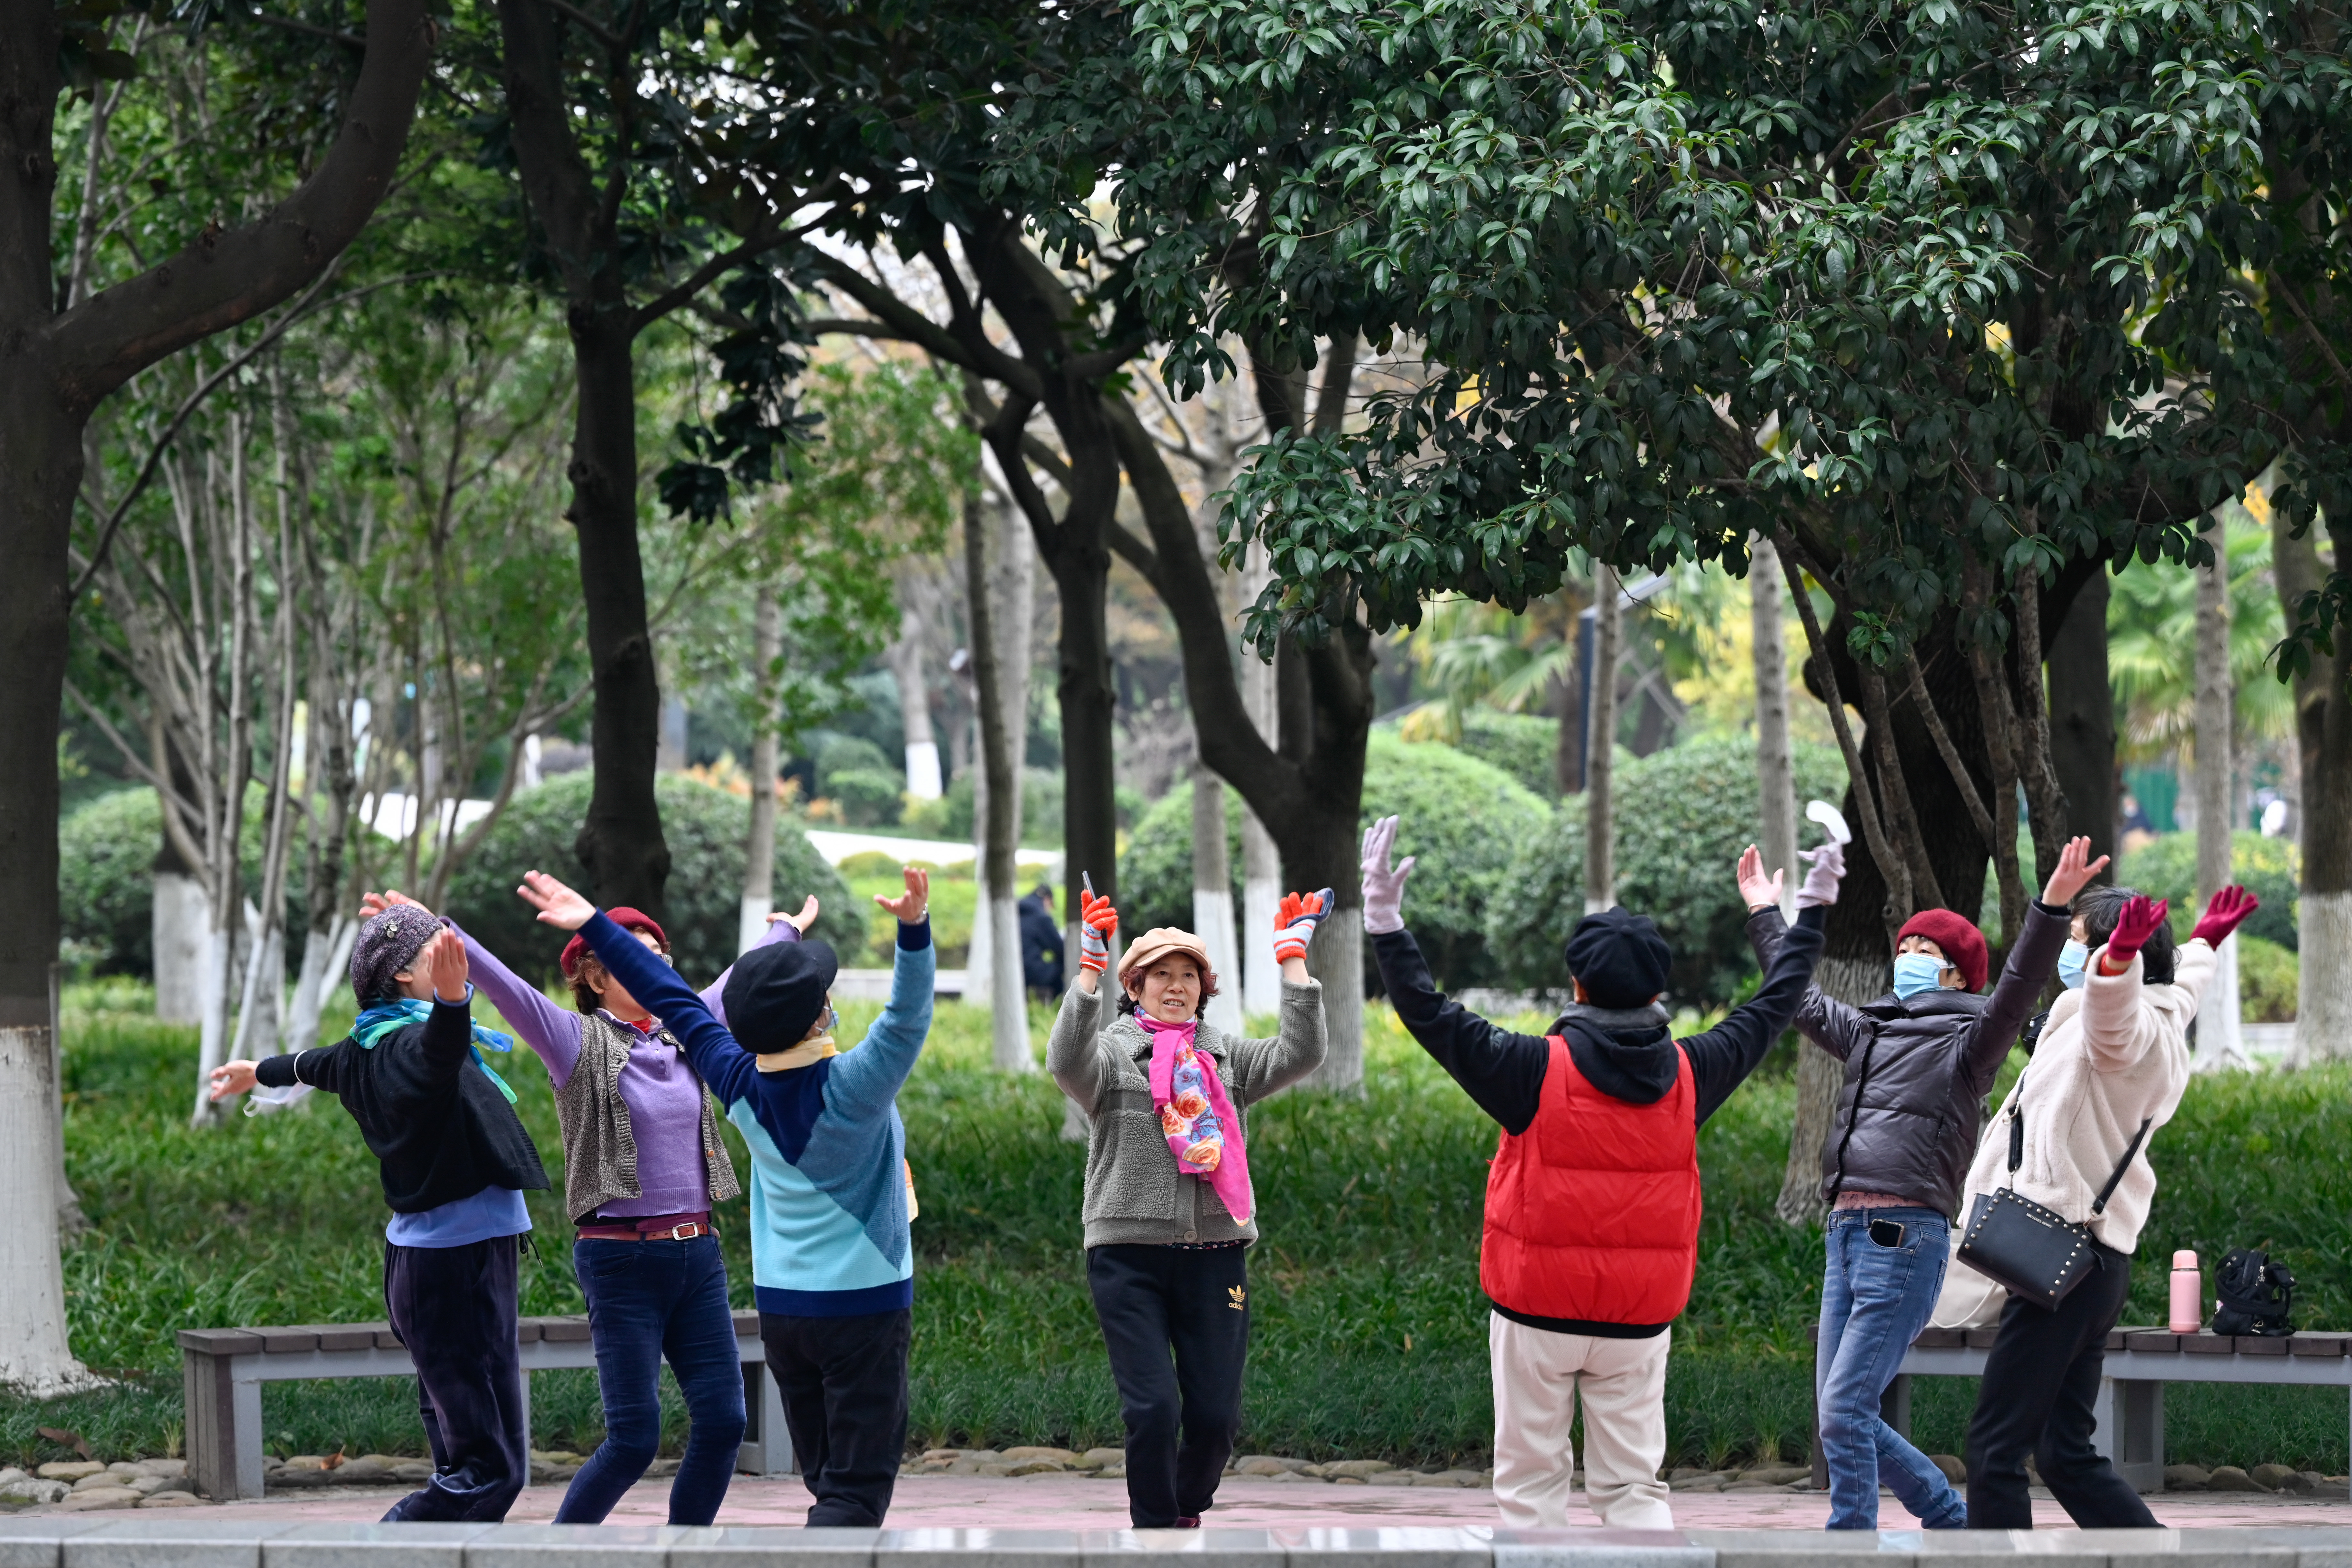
[60,787,164,977]
[1454,709,1560,799]
[2117,830,2300,951]
[826,767,905,828]
[815,735,893,793]
[1487,735,1848,1006]
[440,772,858,987]
[1117,731,1550,992]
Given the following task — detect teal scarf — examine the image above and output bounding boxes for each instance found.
[352,991,519,1104]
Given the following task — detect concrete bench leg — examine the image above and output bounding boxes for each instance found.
[1881,1374,1913,1441]
[184,1348,264,1502]
[739,1357,794,1476]
[518,1368,534,1484]
[2090,1377,2163,1493]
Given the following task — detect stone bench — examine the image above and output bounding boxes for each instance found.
[177,1312,792,1504]
[1805,1324,2352,1493]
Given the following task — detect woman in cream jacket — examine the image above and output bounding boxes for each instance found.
[1955,881,2258,1529]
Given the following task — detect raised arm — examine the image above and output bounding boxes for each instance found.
[825,914,936,1118]
[1225,889,1330,1101]
[565,902,760,1107]
[699,896,815,1026]
[449,917,585,1083]
[245,1040,357,1097]
[1691,904,1827,1123]
[1047,980,1116,1114]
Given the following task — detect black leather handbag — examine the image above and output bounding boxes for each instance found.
[1957,1075,2151,1312]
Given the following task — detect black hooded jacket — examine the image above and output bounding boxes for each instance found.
[1369,904,1828,1136]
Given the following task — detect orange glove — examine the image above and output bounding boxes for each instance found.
[1078,879,1118,975]
[1273,888,1332,964]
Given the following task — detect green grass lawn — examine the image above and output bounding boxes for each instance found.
[8,977,2350,1474]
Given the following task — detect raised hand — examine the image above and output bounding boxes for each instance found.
[208,1060,259,1103]
[1360,816,1417,935]
[419,928,470,1004]
[516,869,597,931]
[874,867,930,924]
[2100,894,2170,974]
[359,889,428,921]
[1077,879,1118,976]
[1796,839,1846,909]
[1273,888,1333,965]
[2040,835,2112,908]
[2190,885,2260,948]
[1736,845,1784,912]
[767,895,821,933]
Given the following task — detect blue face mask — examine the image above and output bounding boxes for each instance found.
[2057,940,2090,990]
[1891,952,1947,999]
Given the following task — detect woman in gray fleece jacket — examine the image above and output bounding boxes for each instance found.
[1048,881,1329,1529]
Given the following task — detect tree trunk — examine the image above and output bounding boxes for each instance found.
[2273,511,2352,1062]
[2048,572,2117,867]
[890,563,943,800]
[1291,633,1375,1092]
[1584,566,1620,913]
[965,491,1033,1072]
[1751,537,1799,914]
[565,313,670,913]
[1192,762,1244,1036]
[1238,544,1282,1017]
[740,583,781,955]
[2192,530,2243,1067]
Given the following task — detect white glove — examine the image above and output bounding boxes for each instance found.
[1360,816,1417,935]
[1797,839,1846,909]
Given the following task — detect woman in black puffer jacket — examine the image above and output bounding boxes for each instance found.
[1742,836,2105,1531]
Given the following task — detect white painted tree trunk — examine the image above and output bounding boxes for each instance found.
[741,584,782,956]
[283,913,354,1058]
[1303,906,1365,1094]
[2193,536,2243,1069]
[1751,536,1800,919]
[2299,893,2352,1063]
[49,965,83,1233]
[0,1023,99,1396]
[1192,762,1244,1037]
[985,893,1029,1072]
[152,871,207,1023]
[1239,544,1283,1018]
[192,906,237,1126]
[1584,565,1621,914]
[890,564,943,800]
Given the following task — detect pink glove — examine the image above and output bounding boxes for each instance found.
[2190,885,2259,947]
[2101,895,2169,971]
[1273,889,1332,964]
[1078,886,1118,975]
[1796,840,1845,909]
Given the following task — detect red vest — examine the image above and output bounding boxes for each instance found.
[1480,1035,1702,1326]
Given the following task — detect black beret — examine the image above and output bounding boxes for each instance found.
[1562,907,1673,1009]
[722,939,839,1055]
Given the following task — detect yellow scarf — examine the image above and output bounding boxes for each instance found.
[756,1032,837,1073]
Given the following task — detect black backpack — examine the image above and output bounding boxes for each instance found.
[2211,1248,2295,1336]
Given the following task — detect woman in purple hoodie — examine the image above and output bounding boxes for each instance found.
[362,888,813,1524]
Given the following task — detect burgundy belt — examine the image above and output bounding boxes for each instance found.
[578,1211,712,1242]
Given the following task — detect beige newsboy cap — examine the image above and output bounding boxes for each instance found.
[1116,927,1221,993]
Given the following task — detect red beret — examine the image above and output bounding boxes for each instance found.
[561,906,668,978]
[1897,909,1987,993]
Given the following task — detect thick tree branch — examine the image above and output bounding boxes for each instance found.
[49,0,433,408]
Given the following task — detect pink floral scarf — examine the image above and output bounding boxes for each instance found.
[1139,1013,1254,1225]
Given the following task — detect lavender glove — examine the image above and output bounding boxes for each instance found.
[1361,816,1417,935]
[1796,839,1846,909]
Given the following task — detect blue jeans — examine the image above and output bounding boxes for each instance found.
[556,1233,747,1525]
[1817,1206,1966,1530]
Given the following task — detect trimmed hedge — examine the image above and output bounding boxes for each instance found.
[1118,731,1550,992]
[58,786,310,978]
[1488,734,1849,1006]
[1452,710,1560,799]
[440,772,857,986]
[2118,830,2301,951]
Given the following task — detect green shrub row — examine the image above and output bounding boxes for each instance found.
[2118,829,2301,951]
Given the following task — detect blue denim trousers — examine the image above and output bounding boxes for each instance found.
[1816,1206,1967,1530]
[556,1233,747,1525]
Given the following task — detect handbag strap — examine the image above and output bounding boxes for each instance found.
[2002,1066,2152,1216]
[2090,1118,2153,1215]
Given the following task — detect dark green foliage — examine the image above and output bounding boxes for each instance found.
[1451,710,1560,799]
[57,786,314,978]
[2238,935,2299,1024]
[440,773,858,985]
[1120,733,1549,991]
[826,768,906,828]
[901,768,1065,847]
[814,735,895,792]
[1489,735,1848,1006]
[2118,831,2302,951]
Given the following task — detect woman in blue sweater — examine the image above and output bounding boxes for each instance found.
[515,863,935,1528]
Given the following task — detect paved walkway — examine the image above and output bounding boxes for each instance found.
[210,1474,2352,1532]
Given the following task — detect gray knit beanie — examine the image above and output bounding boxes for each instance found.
[350,906,439,1006]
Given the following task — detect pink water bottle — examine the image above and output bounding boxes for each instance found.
[2170,1249,2203,1334]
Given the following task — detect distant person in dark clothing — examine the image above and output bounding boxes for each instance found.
[1020,882,1064,1001]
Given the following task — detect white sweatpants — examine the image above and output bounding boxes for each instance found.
[1489,1311,1673,1530]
